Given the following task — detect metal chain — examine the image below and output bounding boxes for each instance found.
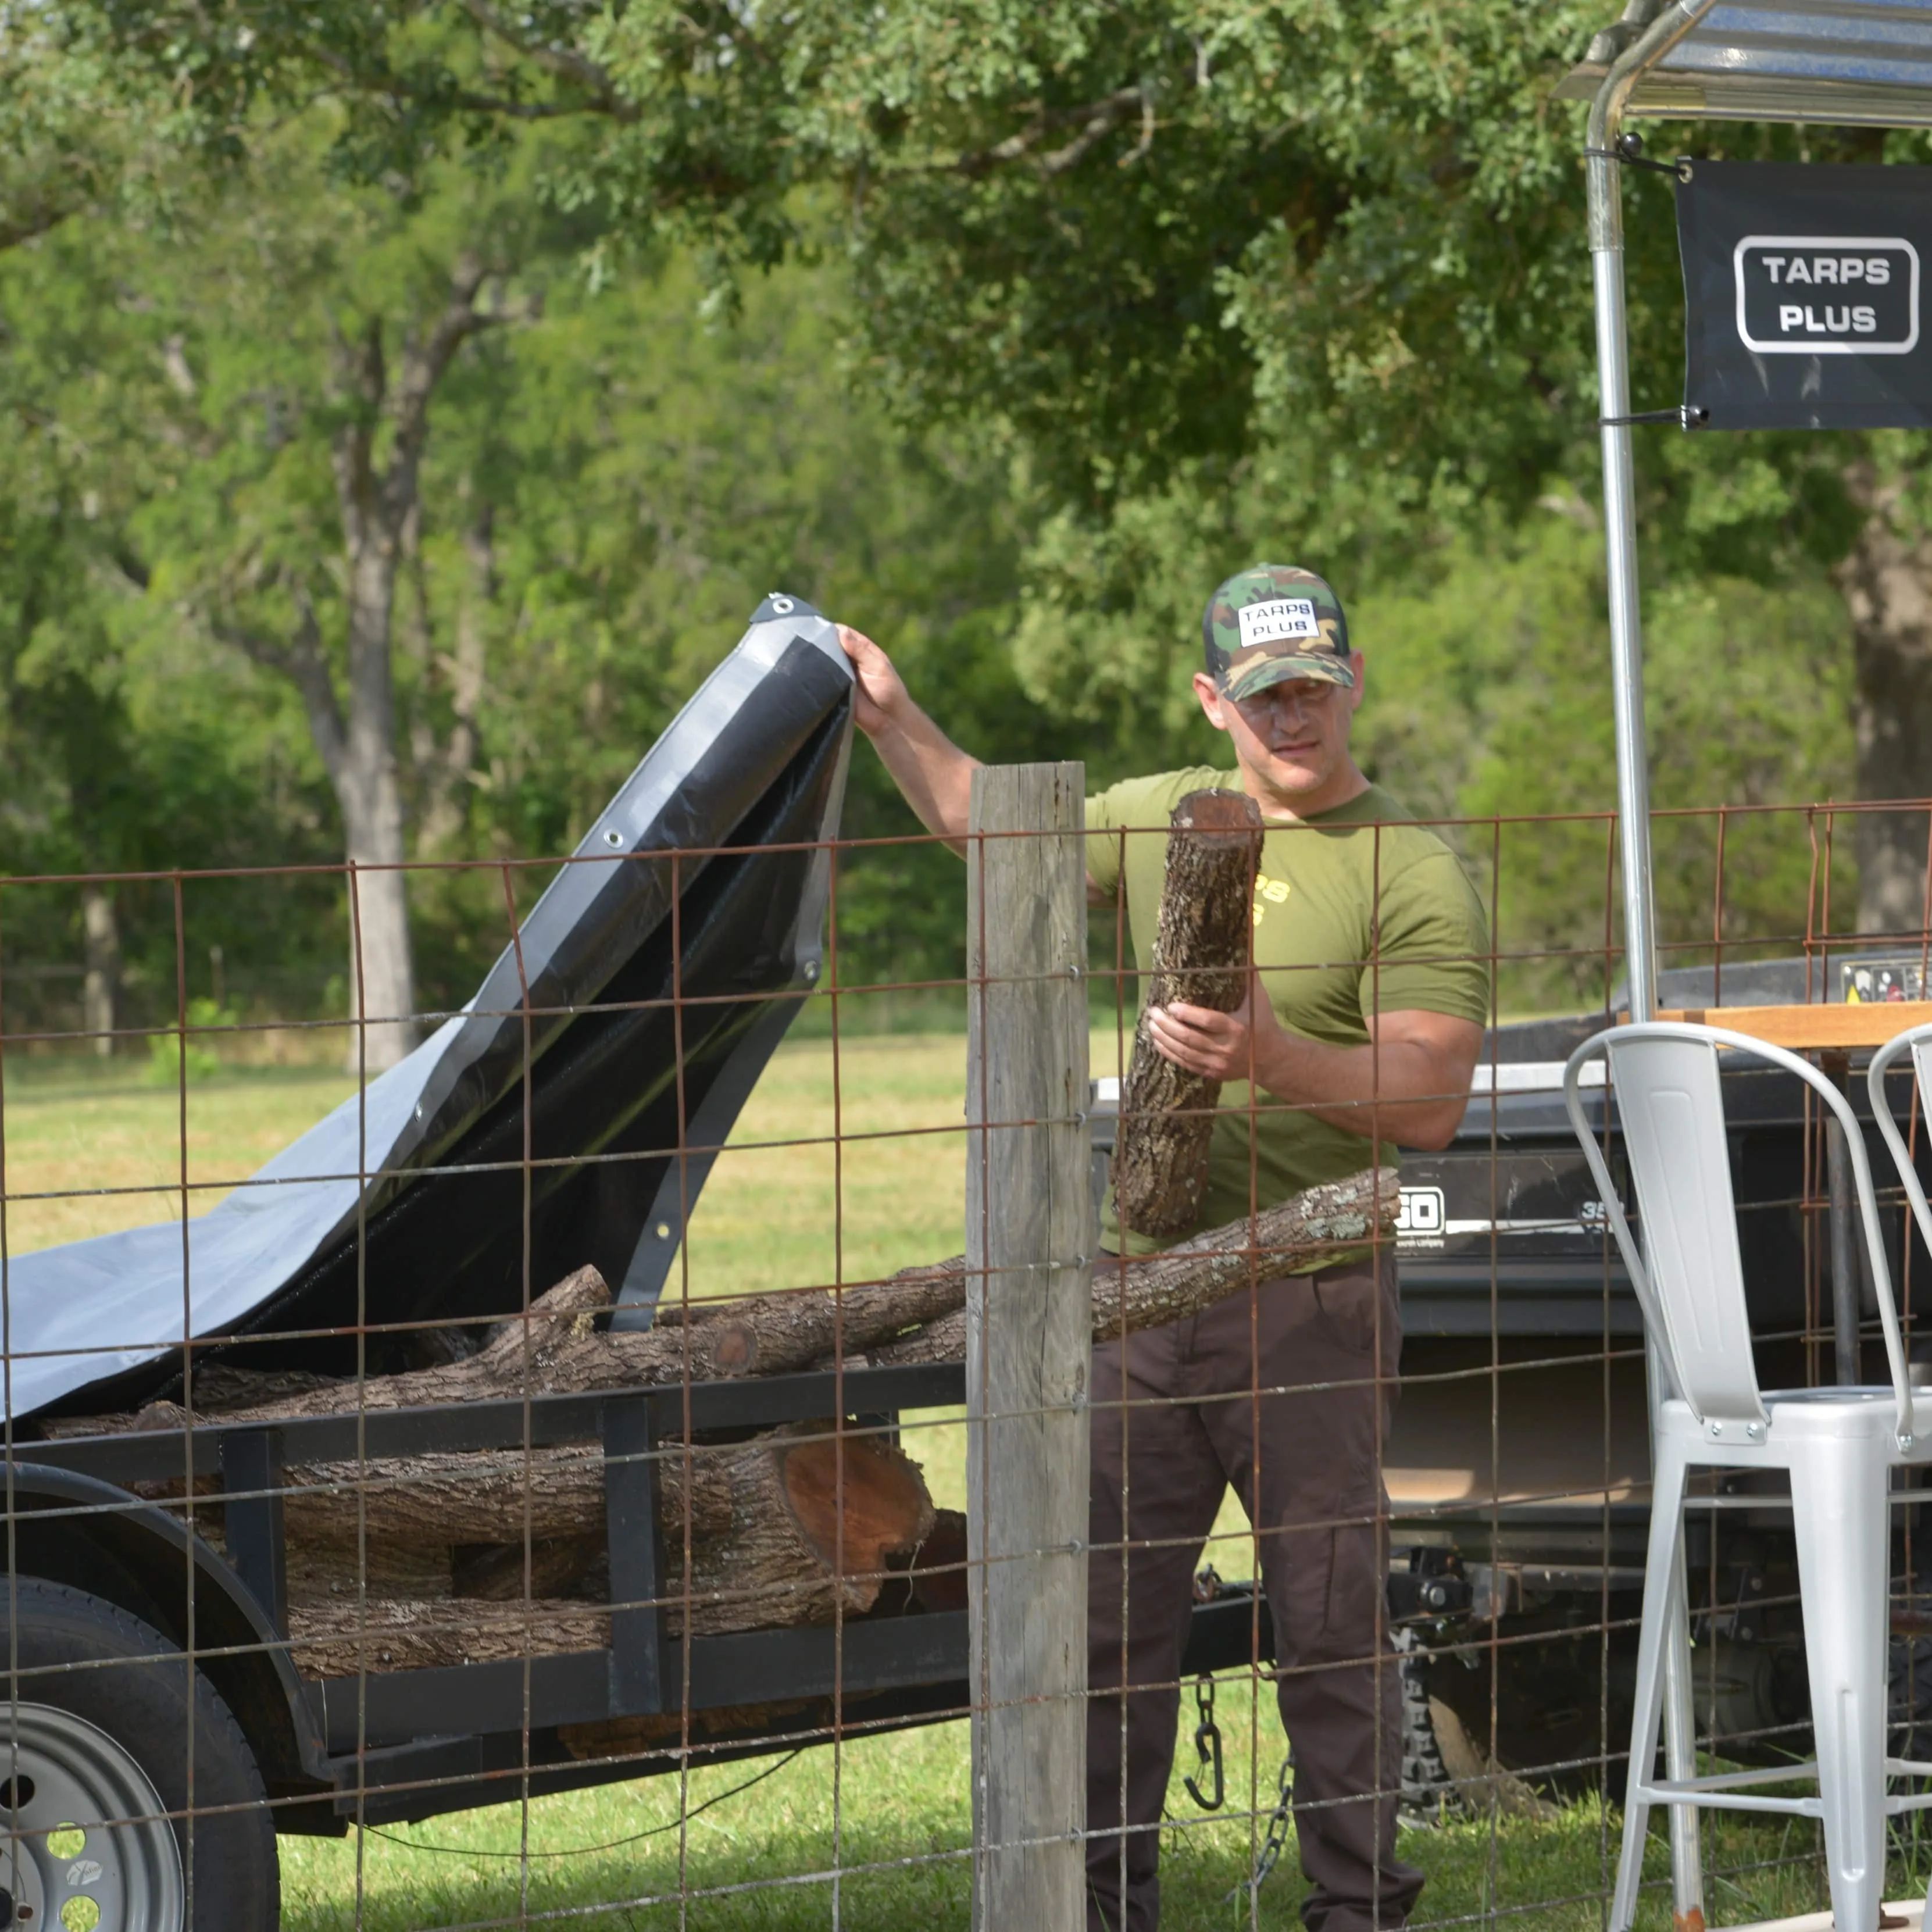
[1231,1752,1294,1904]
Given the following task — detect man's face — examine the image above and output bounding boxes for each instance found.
[1192,656,1366,810]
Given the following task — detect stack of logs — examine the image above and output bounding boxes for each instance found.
[42,1169,1395,1681]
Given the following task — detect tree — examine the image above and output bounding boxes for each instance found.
[100,127,563,1069]
[0,208,342,1049]
[78,0,1906,941]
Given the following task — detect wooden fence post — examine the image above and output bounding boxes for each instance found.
[966,762,1092,1928]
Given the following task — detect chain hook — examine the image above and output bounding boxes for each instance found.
[1181,1674,1224,1811]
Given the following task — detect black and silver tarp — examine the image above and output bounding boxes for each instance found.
[6,595,853,1422]
[1678,159,1932,430]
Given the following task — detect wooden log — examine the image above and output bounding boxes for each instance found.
[286,1597,609,1678]
[104,1257,969,1437]
[1109,788,1263,1240]
[283,1417,937,1666]
[272,1419,932,1642]
[862,1165,1399,1366]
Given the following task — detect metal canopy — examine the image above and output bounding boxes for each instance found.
[1567,10,1932,1915]
[1559,0,1932,128]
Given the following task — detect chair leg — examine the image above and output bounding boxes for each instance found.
[1661,1548,1708,1932]
[1791,1433,1893,1932]
[1615,1442,1690,1932]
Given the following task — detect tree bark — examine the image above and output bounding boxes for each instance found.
[413,497,491,858]
[1110,788,1263,1238]
[55,1170,1395,1443]
[101,1257,971,1432]
[80,885,119,1058]
[865,1164,1398,1365]
[46,1174,1391,1671]
[297,255,507,1072]
[268,1417,935,1668]
[1838,460,1932,935]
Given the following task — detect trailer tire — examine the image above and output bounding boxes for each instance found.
[0,1576,279,1932]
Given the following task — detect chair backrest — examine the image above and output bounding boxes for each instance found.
[1565,1022,1913,1442]
[1866,1022,1932,1369]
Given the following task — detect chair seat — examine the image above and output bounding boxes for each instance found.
[1657,1388,1929,1452]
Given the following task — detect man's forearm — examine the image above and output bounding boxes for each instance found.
[1247,1028,1471,1147]
[866,704,980,850]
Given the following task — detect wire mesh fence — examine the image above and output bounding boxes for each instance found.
[3,772,1932,1931]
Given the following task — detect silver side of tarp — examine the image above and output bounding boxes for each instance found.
[1559,0,1932,126]
[0,598,853,1422]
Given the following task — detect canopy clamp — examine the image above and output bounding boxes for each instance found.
[1599,405,1709,430]
[1584,131,1694,183]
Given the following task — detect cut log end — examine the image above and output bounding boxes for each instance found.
[777,1426,936,1583]
[1175,787,1265,840]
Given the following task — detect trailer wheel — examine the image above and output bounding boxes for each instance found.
[0,1577,278,1931]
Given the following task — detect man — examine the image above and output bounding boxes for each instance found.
[839,564,1490,1932]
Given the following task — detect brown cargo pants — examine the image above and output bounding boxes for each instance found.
[1085,1248,1423,1932]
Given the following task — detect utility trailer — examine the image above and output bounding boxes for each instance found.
[10,962,1895,1929]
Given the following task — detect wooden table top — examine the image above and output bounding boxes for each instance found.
[1651,1001,1932,1050]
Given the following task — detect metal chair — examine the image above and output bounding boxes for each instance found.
[1563,1022,1932,1932]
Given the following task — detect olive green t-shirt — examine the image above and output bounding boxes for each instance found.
[1087,769,1492,1261]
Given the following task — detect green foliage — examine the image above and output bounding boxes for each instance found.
[1359,515,1854,1006]
[144,994,238,1084]
[1,0,1894,1032]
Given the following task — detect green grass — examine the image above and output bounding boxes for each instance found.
[273,1695,1874,1932]
[2,1038,1867,1929]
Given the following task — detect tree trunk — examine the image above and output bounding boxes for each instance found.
[54,1171,1395,1444]
[415,499,491,858]
[1110,788,1263,1237]
[866,1164,1398,1365]
[80,885,118,1059]
[43,1176,1392,1672]
[1838,460,1932,935]
[259,1417,936,1669]
[315,258,501,1073]
[337,739,417,1074]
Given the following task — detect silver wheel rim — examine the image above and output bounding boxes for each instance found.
[0,1701,184,1932]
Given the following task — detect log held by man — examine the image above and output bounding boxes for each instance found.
[1110,788,1263,1240]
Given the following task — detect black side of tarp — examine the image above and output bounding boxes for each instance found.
[228,685,851,1380]
[348,615,855,1225]
[35,624,852,1412]
[1679,159,1932,430]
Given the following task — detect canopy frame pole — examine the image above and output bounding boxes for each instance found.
[1589,0,1713,1026]
[1589,13,1719,1931]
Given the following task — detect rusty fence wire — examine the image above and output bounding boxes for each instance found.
[0,790,1930,1930]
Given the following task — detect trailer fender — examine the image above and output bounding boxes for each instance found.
[0,1460,328,1790]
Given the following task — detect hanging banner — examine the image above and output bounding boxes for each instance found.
[1677,160,1932,430]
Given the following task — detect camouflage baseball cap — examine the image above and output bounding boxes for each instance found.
[1202,565,1353,702]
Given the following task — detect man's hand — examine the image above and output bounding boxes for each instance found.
[1145,988,1279,1084]
[834,624,977,846]
[1145,987,1480,1151]
[838,626,910,740]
